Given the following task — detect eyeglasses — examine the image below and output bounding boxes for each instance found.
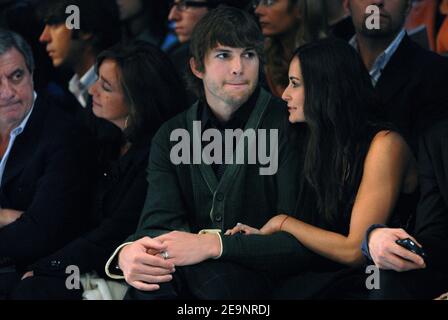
[252,0,277,10]
[170,0,213,12]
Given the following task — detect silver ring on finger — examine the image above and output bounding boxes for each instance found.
[161,251,169,260]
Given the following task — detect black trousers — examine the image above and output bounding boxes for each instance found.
[272,265,448,300]
[369,268,448,300]
[272,267,369,300]
[8,275,83,300]
[125,260,277,300]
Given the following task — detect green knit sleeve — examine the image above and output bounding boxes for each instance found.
[220,232,319,276]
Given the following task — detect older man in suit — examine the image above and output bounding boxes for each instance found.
[0,29,93,298]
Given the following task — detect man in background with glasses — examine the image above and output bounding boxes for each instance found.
[169,0,213,44]
[251,0,276,10]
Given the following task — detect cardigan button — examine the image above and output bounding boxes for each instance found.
[216,193,224,201]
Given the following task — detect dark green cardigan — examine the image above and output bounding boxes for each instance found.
[129,88,315,275]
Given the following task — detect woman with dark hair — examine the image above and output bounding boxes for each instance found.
[227,38,419,298]
[254,0,328,97]
[9,42,187,300]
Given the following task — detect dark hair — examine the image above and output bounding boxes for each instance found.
[293,38,383,225]
[187,6,264,100]
[96,42,188,143]
[121,1,170,45]
[38,0,120,54]
[0,28,34,72]
[143,1,170,41]
[265,0,328,91]
[208,0,252,9]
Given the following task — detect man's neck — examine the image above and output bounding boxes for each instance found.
[0,121,18,143]
[356,32,401,70]
[0,134,10,159]
[0,127,13,141]
[208,103,240,124]
[73,52,96,78]
[327,1,348,26]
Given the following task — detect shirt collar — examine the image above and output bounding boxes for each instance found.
[11,91,37,137]
[350,29,406,84]
[69,65,97,91]
[68,65,97,106]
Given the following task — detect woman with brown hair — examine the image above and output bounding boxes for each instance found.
[9,42,187,300]
[253,0,328,97]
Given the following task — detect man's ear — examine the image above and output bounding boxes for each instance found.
[190,57,204,79]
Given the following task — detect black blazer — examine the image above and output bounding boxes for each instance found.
[76,96,123,147]
[414,119,448,270]
[374,35,448,152]
[30,139,151,278]
[0,96,94,269]
[42,88,122,151]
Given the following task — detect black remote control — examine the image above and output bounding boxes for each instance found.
[396,238,426,258]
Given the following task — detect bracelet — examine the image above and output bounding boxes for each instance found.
[198,229,223,259]
[279,215,290,231]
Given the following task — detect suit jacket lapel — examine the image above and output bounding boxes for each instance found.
[1,97,45,188]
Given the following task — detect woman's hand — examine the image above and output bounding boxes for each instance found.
[0,209,24,228]
[21,271,34,280]
[260,214,289,235]
[225,215,290,236]
[224,223,263,236]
